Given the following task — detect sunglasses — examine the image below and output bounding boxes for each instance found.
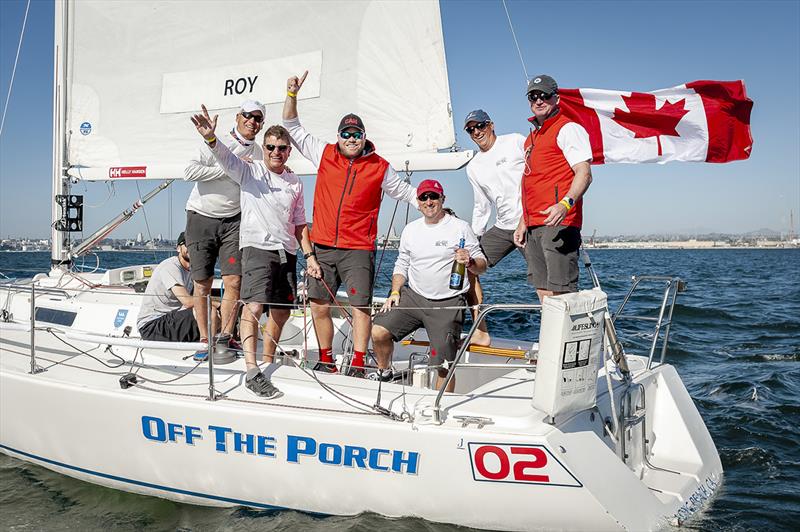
[465,121,489,135]
[339,130,364,140]
[418,192,441,201]
[527,91,555,103]
[241,111,264,123]
[265,144,290,153]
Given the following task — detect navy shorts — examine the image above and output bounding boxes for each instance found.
[185,210,242,281]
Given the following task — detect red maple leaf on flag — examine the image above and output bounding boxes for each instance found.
[612,92,689,156]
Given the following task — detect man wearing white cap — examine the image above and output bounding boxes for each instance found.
[184,99,266,359]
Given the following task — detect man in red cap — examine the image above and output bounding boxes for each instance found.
[283,71,417,377]
[372,180,487,392]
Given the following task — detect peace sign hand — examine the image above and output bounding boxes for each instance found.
[287,70,308,95]
[190,104,218,142]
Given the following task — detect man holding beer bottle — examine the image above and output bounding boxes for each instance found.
[371,180,487,392]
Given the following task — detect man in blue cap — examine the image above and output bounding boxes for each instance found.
[463,109,526,345]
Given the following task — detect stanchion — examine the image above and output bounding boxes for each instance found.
[206,294,217,401]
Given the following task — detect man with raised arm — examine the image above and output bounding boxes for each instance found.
[191,106,321,399]
[184,100,266,359]
[372,180,487,392]
[513,75,592,301]
[463,109,526,346]
[137,232,220,342]
[282,71,417,377]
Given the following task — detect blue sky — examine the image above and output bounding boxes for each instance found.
[1,0,798,239]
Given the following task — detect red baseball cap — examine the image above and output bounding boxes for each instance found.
[417,179,444,197]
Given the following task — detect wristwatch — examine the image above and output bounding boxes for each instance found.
[304,251,316,259]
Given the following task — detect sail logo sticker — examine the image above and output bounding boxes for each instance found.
[80,122,92,135]
[109,166,147,179]
[113,309,128,328]
[468,443,582,487]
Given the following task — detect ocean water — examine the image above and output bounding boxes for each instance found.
[1,249,798,531]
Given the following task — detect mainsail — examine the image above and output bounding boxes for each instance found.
[62,0,470,181]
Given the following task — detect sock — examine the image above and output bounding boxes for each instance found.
[352,350,366,368]
[319,347,333,364]
[246,367,260,381]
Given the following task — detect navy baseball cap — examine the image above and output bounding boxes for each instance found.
[464,109,491,128]
[338,113,365,133]
[177,232,186,246]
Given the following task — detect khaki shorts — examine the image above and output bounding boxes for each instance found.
[240,247,297,308]
[372,287,465,366]
[524,225,581,292]
[479,226,524,267]
[185,210,242,281]
[306,245,375,308]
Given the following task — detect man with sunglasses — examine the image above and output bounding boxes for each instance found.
[513,75,592,301]
[463,109,526,346]
[184,100,265,360]
[372,180,487,391]
[283,71,417,377]
[190,106,321,399]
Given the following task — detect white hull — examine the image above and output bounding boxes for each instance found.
[0,272,722,531]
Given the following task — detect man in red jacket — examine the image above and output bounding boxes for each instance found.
[513,75,593,302]
[283,71,417,377]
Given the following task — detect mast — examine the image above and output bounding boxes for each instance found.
[50,0,70,269]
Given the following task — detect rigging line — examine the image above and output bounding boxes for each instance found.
[0,0,30,138]
[374,194,400,285]
[134,181,158,262]
[501,0,529,84]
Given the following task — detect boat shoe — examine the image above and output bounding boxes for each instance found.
[346,366,367,379]
[313,361,338,373]
[245,372,282,399]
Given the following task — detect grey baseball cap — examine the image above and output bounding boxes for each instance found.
[526,75,558,95]
[464,109,491,128]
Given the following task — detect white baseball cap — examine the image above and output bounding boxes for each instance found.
[240,99,266,117]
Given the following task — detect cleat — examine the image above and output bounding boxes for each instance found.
[313,361,338,374]
[245,371,282,399]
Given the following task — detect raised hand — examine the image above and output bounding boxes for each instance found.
[190,104,218,141]
[287,71,308,95]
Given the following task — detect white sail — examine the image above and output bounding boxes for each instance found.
[63,0,470,180]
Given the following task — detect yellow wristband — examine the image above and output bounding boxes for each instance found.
[287,91,297,98]
[390,290,400,297]
[205,136,216,145]
[559,199,573,211]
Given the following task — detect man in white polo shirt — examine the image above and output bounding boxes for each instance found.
[463,109,526,346]
[184,99,266,357]
[372,180,487,392]
[191,105,321,399]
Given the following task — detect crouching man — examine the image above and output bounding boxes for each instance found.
[371,180,487,392]
[191,105,321,400]
[137,232,219,342]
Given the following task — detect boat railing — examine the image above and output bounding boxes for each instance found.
[612,275,686,369]
[432,303,541,422]
[1,281,221,400]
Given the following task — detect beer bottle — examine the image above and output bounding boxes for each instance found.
[449,237,466,290]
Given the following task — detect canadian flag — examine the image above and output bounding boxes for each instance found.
[558,80,753,164]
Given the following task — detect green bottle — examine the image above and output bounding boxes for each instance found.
[449,237,466,290]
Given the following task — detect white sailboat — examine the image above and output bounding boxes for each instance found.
[0,1,722,530]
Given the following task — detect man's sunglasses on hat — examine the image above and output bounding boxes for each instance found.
[265,144,290,152]
[339,130,364,140]
[418,192,441,201]
[465,121,489,135]
[528,91,556,103]
[241,111,264,123]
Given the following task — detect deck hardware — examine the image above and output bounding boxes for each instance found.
[453,415,494,429]
[559,445,566,453]
[119,373,138,389]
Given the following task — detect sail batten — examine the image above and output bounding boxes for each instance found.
[65,0,461,180]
